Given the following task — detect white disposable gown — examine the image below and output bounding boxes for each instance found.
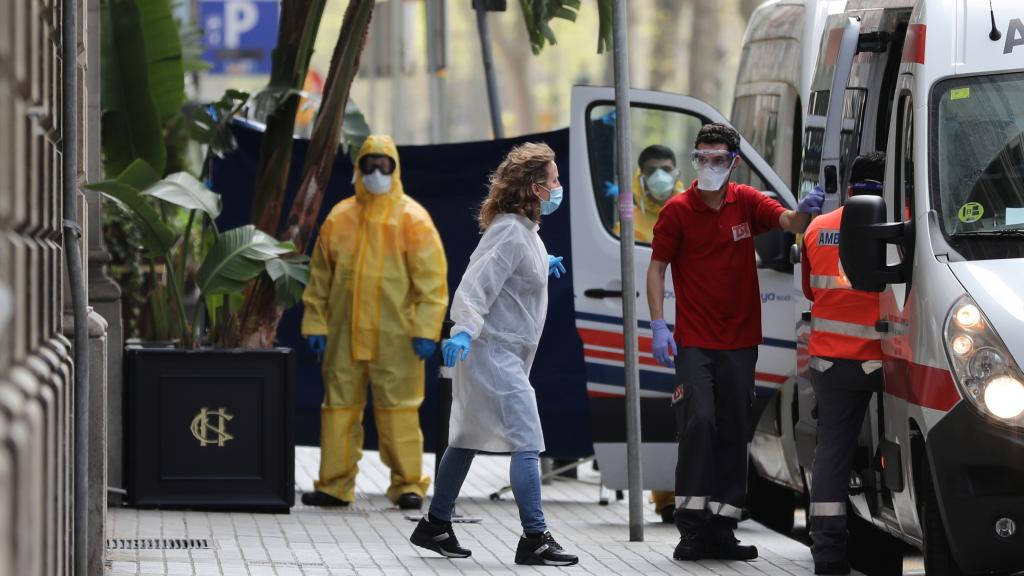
[449,213,549,453]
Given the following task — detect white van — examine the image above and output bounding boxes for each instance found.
[569,0,1024,573]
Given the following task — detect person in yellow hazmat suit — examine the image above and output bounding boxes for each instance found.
[611,144,685,245]
[300,135,448,511]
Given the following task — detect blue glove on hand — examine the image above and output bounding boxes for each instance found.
[599,109,617,126]
[603,181,620,199]
[307,335,326,354]
[650,319,678,368]
[442,332,472,368]
[797,184,826,215]
[412,337,437,360]
[548,255,566,279]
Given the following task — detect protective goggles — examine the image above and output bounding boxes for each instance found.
[358,154,396,175]
[690,150,737,171]
[849,180,884,193]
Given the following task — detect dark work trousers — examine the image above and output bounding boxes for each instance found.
[808,356,882,564]
[672,346,758,537]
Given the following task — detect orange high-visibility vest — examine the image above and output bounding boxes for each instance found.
[804,207,882,361]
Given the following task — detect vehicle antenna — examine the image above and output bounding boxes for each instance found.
[989,0,1002,41]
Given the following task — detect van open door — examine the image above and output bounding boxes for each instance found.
[569,86,797,492]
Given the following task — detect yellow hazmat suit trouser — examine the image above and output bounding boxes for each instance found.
[316,341,430,504]
[652,490,675,512]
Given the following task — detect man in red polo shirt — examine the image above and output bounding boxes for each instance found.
[647,123,824,562]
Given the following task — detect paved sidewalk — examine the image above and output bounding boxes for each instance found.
[106,447,838,575]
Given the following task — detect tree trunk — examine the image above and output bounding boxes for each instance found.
[649,0,686,91]
[688,0,721,103]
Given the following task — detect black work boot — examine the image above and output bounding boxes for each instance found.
[300,491,350,507]
[410,517,472,558]
[514,532,579,566]
[396,493,423,510]
[815,559,851,575]
[659,504,676,524]
[706,515,758,560]
[673,529,705,561]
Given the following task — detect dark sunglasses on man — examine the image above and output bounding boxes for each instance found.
[359,154,396,175]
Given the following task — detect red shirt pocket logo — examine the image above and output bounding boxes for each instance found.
[732,222,751,241]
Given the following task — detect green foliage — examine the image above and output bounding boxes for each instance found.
[190,90,251,161]
[267,255,311,309]
[517,0,611,54]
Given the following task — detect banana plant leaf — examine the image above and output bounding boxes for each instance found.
[518,0,611,54]
[86,159,174,256]
[135,0,186,123]
[266,255,310,309]
[143,172,223,220]
[197,225,296,296]
[190,89,250,160]
[100,0,167,177]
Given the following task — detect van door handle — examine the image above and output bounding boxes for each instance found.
[584,288,624,299]
[875,320,890,333]
[801,311,812,322]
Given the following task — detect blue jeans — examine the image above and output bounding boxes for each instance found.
[429,447,547,534]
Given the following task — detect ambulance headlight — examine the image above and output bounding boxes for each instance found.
[944,295,1024,426]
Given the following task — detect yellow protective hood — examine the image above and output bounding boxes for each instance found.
[354,134,404,202]
[632,168,684,215]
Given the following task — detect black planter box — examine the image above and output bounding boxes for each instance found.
[125,345,295,512]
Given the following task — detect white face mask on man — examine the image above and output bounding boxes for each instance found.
[363,169,392,195]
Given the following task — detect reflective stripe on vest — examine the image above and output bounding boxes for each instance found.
[805,207,883,360]
[811,317,881,340]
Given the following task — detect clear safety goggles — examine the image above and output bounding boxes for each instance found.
[690,150,737,171]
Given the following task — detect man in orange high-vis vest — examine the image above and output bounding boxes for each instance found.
[800,152,886,576]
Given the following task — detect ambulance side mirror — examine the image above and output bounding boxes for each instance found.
[839,195,908,292]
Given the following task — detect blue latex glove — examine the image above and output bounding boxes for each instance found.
[650,319,678,368]
[603,181,620,199]
[412,337,437,360]
[599,109,617,126]
[442,332,472,367]
[797,184,826,215]
[307,335,326,353]
[548,255,566,279]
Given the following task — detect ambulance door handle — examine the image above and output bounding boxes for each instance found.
[801,311,811,322]
[585,288,623,299]
[875,320,890,333]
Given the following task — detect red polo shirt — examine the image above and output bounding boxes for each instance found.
[651,181,787,350]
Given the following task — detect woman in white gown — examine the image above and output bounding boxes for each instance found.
[409,142,577,567]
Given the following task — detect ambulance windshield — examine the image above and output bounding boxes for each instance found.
[933,73,1024,239]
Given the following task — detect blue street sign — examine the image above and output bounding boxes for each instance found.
[200,0,280,75]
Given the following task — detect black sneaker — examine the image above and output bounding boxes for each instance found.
[514,532,579,566]
[659,505,676,524]
[673,530,705,561]
[397,493,423,510]
[815,559,851,575]
[300,491,350,507]
[707,534,758,561]
[410,517,472,558]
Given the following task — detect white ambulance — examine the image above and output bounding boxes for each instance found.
[570,1,1024,573]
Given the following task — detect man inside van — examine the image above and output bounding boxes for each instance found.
[646,122,824,562]
[801,152,886,575]
[611,144,685,246]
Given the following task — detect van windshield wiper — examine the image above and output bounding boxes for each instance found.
[952,229,1024,238]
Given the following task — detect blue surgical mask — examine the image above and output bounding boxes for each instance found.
[539,185,563,215]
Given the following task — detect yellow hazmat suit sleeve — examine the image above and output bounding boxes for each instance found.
[402,204,448,340]
[612,168,685,244]
[301,217,334,336]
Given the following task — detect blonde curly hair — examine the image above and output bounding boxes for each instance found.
[478,142,555,231]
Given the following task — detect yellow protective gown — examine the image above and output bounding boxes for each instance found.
[301,135,448,503]
[612,169,685,244]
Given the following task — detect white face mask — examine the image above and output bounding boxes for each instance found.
[643,169,676,201]
[363,169,392,195]
[696,165,731,192]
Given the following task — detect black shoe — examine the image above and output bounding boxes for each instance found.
[815,560,851,575]
[410,517,472,558]
[300,491,350,507]
[707,534,758,561]
[514,532,579,566]
[659,505,676,524]
[397,493,423,510]
[673,530,705,561]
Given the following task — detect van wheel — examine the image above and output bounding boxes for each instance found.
[848,514,904,576]
[747,470,795,534]
[921,458,968,576]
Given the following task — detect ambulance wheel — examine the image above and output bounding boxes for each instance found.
[848,514,905,576]
[920,457,968,576]
[747,470,795,534]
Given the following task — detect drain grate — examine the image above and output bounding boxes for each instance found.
[106,538,211,550]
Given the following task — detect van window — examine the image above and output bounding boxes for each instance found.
[798,88,867,201]
[731,94,780,192]
[586,104,778,246]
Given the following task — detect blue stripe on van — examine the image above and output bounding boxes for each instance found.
[575,311,798,350]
